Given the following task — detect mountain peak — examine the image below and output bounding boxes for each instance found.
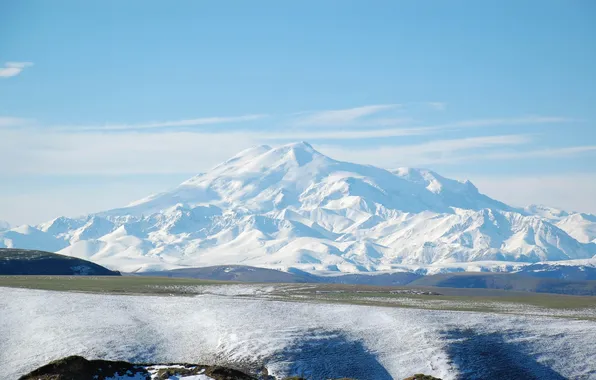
[248,141,327,169]
[285,141,314,150]
[211,142,322,173]
[17,142,596,273]
[270,141,319,155]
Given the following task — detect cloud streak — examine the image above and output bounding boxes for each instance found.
[55,114,268,131]
[0,105,585,177]
[0,128,534,175]
[0,117,33,127]
[469,173,596,214]
[427,102,447,111]
[318,135,533,167]
[293,104,401,127]
[438,115,575,129]
[263,126,435,140]
[469,145,596,161]
[0,62,33,78]
[4,106,572,138]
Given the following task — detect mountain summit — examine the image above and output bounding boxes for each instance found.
[2,142,595,272]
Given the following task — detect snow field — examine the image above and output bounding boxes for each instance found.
[1,287,595,379]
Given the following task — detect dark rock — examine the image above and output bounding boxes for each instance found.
[403,375,442,380]
[18,355,145,380]
[18,356,257,380]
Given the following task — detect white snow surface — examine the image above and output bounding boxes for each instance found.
[106,365,214,380]
[145,366,213,380]
[1,287,595,380]
[525,204,596,244]
[4,142,596,272]
[556,213,596,244]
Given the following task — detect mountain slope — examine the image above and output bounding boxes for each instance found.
[0,248,120,275]
[408,272,596,296]
[556,213,596,243]
[524,205,596,243]
[6,142,595,272]
[136,264,421,285]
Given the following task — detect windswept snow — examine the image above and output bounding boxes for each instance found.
[525,204,596,244]
[556,213,596,244]
[4,142,596,272]
[0,287,595,379]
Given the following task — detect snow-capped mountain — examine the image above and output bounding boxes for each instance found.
[556,214,596,243]
[2,142,595,272]
[524,205,596,243]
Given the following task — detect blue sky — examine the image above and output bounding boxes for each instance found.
[1,0,595,224]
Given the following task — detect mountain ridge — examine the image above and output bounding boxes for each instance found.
[2,142,595,273]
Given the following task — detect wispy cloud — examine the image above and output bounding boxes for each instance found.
[3,123,594,179]
[0,62,33,78]
[469,173,596,214]
[473,145,596,161]
[291,109,571,133]
[0,117,33,127]
[438,115,575,129]
[319,134,533,166]
[0,129,260,175]
[408,134,532,152]
[264,126,435,140]
[55,114,268,131]
[264,114,570,141]
[6,106,572,138]
[293,104,401,127]
[0,104,584,177]
[427,102,447,111]
[1,114,267,132]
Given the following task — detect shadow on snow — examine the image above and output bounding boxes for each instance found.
[444,329,565,380]
[270,329,392,380]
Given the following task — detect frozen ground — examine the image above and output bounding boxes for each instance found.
[1,287,595,380]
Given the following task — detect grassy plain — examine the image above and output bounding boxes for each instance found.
[0,276,594,320]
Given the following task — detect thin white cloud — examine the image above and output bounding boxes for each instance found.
[0,107,583,178]
[264,126,435,140]
[0,129,260,175]
[0,62,33,78]
[441,115,575,129]
[3,123,596,223]
[318,135,532,166]
[476,145,596,160]
[0,117,33,127]
[427,102,447,111]
[415,145,596,165]
[468,173,596,214]
[293,104,401,127]
[318,138,596,168]
[0,126,529,176]
[291,111,571,132]
[9,110,572,137]
[56,114,268,131]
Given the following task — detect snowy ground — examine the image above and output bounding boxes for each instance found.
[1,287,595,380]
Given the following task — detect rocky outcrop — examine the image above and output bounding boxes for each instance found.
[18,356,255,380]
[19,355,443,380]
